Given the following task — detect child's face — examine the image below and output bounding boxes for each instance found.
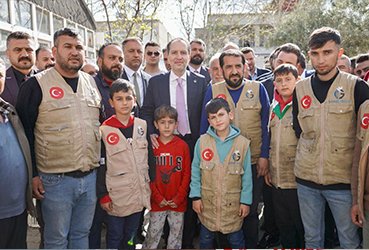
[109,90,136,117]
[274,72,297,100]
[207,108,233,132]
[154,116,178,138]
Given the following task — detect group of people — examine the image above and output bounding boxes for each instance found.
[1,25,369,250]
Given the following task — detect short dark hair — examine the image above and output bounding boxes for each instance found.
[299,53,306,69]
[240,47,255,55]
[167,38,190,53]
[53,28,80,46]
[154,105,178,122]
[98,42,120,58]
[356,54,369,64]
[7,31,32,48]
[274,64,299,79]
[109,79,136,98]
[219,49,245,68]
[145,41,160,50]
[122,37,142,50]
[162,48,167,53]
[308,27,341,49]
[190,38,206,49]
[35,46,51,59]
[277,43,301,64]
[269,47,281,71]
[205,98,231,117]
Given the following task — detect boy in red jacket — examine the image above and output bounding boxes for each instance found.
[143,105,191,249]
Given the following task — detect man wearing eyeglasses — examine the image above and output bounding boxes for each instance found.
[122,37,151,108]
[144,41,165,76]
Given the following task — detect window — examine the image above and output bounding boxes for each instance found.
[53,15,64,32]
[67,20,75,29]
[87,30,94,48]
[77,26,85,45]
[14,0,32,29]
[38,40,51,48]
[0,0,9,23]
[36,8,50,34]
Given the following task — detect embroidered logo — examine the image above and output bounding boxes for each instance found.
[202,148,214,161]
[232,150,241,161]
[334,87,345,99]
[106,132,119,145]
[49,87,64,99]
[361,113,369,129]
[137,126,144,136]
[301,95,312,109]
[245,89,254,99]
[216,94,227,100]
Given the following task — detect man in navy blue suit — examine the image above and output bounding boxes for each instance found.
[241,47,271,81]
[140,37,207,248]
[187,38,211,84]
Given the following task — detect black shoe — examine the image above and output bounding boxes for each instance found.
[257,233,280,248]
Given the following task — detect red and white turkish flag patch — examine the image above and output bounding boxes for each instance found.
[202,148,214,161]
[49,87,64,99]
[106,132,119,145]
[301,95,312,109]
[361,113,369,129]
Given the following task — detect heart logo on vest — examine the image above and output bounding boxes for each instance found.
[246,89,254,99]
[216,94,227,100]
[301,95,312,109]
[361,113,369,129]
[107,132,119,145]
[49,87,64,99]
[202,148,214,161]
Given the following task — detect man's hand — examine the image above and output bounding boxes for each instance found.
[159,199,168,207]
[264,172,272,187]
[257,157,269,177]
[351,204,363,227]
[101,202,113,212]
[239,204,250,218]
[193,200,203,214]
[32,176,45,199]
[150,134,159,149]
[167,200,178,208]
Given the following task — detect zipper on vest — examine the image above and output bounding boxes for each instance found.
[319,105,325,183]
[276,119,282,187]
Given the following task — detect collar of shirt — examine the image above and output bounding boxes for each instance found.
[124,65,141,79]
[170,71,187,85]
[11,66,34,85]
[188,65,201,73]
[0,98,13,123]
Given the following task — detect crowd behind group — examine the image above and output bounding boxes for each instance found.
[1,25,369,249]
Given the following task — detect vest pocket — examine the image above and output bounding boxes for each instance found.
[328,105,354,134]
[227,164,244,175]
[200,162,215,189]
[46,100,72,111]
[134,140,149,167]
[330,136,355,154]
[298,109,315,135]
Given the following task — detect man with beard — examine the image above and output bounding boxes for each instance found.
[188,39,211,84]
[16,28,101,249]
[199,49,270,248]
[87,43,124,248]
[292,27,369,249]
[0,31,36,106]
[35,46,55,71]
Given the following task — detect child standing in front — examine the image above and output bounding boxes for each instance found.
[264,64,304,248]
[190,98,252,249]
[143,105,191,249]
[97,79,155,249]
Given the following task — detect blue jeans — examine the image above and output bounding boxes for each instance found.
[297,183,359,248]
[106,211,141,249]
[199,224,245,249]
[40,171,97,249]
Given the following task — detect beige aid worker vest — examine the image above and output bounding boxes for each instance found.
[199,133,250,234]
[269,105,298,189]
[356,100,369,217]
[100,118,151,217]
[212,80,261,164]
[34,67,101,173]
[295,72,357,185]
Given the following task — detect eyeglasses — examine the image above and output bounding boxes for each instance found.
[147,51,160,57]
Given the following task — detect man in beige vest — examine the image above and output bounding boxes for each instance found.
[199,49,270,248]
[16,28,101,249]
[292,27,369,249]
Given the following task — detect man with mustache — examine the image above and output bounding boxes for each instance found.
[188,39,211,84]
[200,49,270,248]
[35,46,55,71]
[16,28,101,249]
[88,43,124,248]
[0,31,36,106]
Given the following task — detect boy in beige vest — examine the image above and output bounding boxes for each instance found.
[265,64,304,248]
[97,79,155,249]
[190,98,252,248]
